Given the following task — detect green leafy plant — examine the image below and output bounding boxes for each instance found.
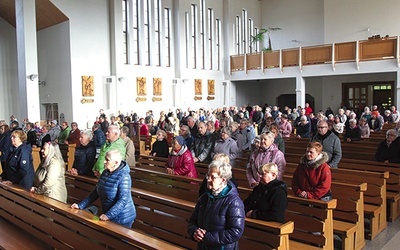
[251,27,281,52]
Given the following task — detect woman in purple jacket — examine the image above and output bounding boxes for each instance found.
[246,132,286,188]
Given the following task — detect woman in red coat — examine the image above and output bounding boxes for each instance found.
[291,141,332,200]
[166,136,198,178]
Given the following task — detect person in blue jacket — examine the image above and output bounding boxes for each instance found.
[71,149,136,228]
[188,160,245,250]
[70,130,96,177]
[0,124,12,172]
[1,130,34,190]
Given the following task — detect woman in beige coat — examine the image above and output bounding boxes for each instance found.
[30,142,67,203]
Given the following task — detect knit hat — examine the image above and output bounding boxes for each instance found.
[174,136,185,146]
[51,120,57,125]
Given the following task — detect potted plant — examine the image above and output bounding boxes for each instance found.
[252,27,281,52]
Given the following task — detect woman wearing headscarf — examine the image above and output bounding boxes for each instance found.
[30,142,67,202]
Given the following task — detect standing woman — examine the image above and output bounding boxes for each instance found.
[0,124,12,172]
[1,130,35,191]
[166,136,197,178]
[71,150,136,228]
[188,160,245,249]
[246,132,286,188]
[292,142,332,200]
[244,163,287,223]
[30,142,67,203]
[150,130,170,158]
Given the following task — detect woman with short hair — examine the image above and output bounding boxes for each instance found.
[1,130,35,191]
[212,127,239,166]
[150,129,170,158]
[71,130,96,177]
[246,132,286,188]
[244,163,287,223]
[188,160,245,249]
[292,142,332,200]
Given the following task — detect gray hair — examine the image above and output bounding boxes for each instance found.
[80,129,93,140]
[208,160,232,180]
[108,125,121,136]
[120,126,129,135]
[260,131,275,142]
[41,142,64,167]
[220,126,231,136]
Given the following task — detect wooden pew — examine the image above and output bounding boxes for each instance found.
[283,173,366,250]
[285,195,337,250]
[284,161,388,240]
[59,143,76,171]
[65,171,294,250]
[0,183,183,250]
[335,158,400,222]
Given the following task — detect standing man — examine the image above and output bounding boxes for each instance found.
[48,120,61,142]
[187,116,199,138]
[66,122,81,147]
[93,125,126,177]
[240,119,256,151]
[57,121,71,144]
[311,121,342,168]
[120,126,136,167]
[191,122,215,164]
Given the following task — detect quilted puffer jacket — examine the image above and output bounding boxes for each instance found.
[188,184,245,250]
[166,145,198,178]
[78,161,136,227]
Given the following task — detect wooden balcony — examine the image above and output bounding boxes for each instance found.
[230,36,399,73]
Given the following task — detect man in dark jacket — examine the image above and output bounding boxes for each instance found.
[191,122,215,164]
[375,129,400,163]
[311,121,342,168]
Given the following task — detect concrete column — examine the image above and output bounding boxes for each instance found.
[295,76,305,108]
[15,0,40,122]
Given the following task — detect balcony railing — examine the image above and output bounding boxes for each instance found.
[230,36,399,74]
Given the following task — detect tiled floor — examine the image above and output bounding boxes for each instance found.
[364,216,400,250]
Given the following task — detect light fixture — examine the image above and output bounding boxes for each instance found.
[28,74,38,81]
[118,77,126,82]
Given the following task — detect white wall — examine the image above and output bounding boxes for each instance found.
[324,0,400,43]
[260,0,324,49]
[0,18,18,120]
[37,21,72,122]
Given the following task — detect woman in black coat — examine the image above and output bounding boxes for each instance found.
[150,130,170,158]
[244,163,287,223]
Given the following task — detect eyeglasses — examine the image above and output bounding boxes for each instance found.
[206,174,221,181]
[387,134,397,137]
[317,126,328,129]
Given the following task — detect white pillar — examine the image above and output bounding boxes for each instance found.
[15,0,40,122]
[295,76,306,108]
[396,70,400,108]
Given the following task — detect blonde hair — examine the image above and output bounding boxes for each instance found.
[258,163,279,176]
[213,153,230,164]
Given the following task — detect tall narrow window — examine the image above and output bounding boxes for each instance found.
[164,8,171,67]
[144,0,151,65]
[154,0,161,66]
[248,19,254,53]
[208,8,213,70]
[199,0,205,69]
[122,0,128,64]
[254,27,259,52]
[132,0,139,65]
[215,18,221,71]
[241,9,247,54]
[235,16,240,55]
[185,12,190,68]
[191,4,197,69]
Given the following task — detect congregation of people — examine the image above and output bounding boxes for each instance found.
[1,101,400,249]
